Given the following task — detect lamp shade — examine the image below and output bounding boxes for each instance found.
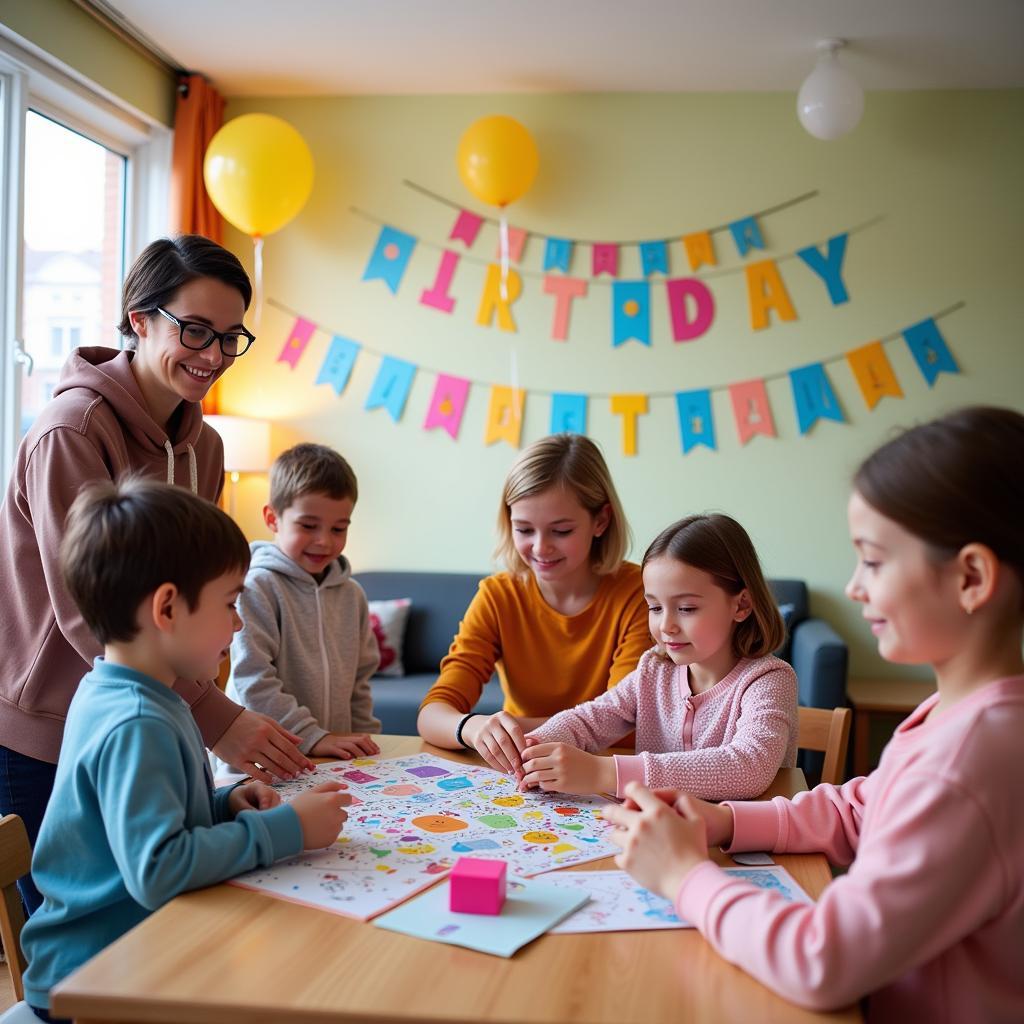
[797,41,864,141]
[205,415,272,473]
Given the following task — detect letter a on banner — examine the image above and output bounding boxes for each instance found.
[610,394,648,456]
[484,386,525,447]
[315,335,360,395]
[550,393,587,434]
[903,318,960,386]
[277,316,315,369]
[476,264,523,332]
[362,226,416,294]
[746,260,798,331]
[728,379,776,445]
[423,374,471,440]
[365,356,416,422]
[846,341,903,409]
[675,390,716,453]
[789,363,845,435]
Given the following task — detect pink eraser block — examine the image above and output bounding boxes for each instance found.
[449,856,507,915]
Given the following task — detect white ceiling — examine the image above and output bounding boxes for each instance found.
[109,0,1024,96]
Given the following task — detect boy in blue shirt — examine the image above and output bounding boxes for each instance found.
[21,478,351,1022]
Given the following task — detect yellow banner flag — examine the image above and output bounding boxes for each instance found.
[484,385,526,447]
[846,341,903,409]
[610,394,648,456]
[682,230,716,272]
[476,264,523,332]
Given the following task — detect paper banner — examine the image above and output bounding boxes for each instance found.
[846,341,903,409]
[277,316,316,369]
[423,374,471,439]
[449,210,484,248]
[544,238,573,273]
[592,244,619,277]
[543,276,588,341]
[666,278,715,343]
[365,356,416,422]
[729,216,765,257]
[639,240,669,276]
[746,260,798,330]
[484,386,525,447]
[903,318,959,386]
[675,390,716,453]
[610,394,647,456]
[420,250,460,313]
[362,226,417,294]
[728,379,776,445]
[612,282,651,347]
[550,393,587,435]
[789,363,845,435]
[682,231,716,272]
[495,227,528,264]
[315,335,360,395]
[796,233,849,306]
[476,264,523,332]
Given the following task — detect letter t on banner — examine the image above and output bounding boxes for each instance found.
[610,394,648,456]
[543,276,588,341]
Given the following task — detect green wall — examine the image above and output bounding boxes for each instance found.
[216,89,1024,683]
[0,0,176,125]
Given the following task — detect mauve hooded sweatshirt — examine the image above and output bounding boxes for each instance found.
[0,346,244,762]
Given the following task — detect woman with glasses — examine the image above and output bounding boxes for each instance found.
[0,235,312,914]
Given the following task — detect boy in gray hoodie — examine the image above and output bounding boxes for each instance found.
[222,444,382,769]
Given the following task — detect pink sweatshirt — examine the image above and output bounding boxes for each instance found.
[528,649,798,800]
[676,677,1024,1022]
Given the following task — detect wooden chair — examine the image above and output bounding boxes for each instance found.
[0,813,38,1021]
[797,706,852,786]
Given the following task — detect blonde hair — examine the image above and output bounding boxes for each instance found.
[642,514,785,659]
[494,434,630,577]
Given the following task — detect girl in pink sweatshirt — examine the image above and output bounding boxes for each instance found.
[603,406,1024,1023]
[521,513,798,800]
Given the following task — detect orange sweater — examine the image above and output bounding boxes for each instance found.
[420,562,650,717]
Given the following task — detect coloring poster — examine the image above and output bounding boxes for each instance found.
[547,866,812,933]
[229,753,619,920]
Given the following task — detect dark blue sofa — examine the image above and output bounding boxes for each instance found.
[357,572,848,743]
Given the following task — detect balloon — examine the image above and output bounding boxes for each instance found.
[456,115,538,208]
[203,114,314,237]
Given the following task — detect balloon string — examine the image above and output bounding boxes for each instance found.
[499,212,510,302]
[253,235,265,333]
[510,347,520,425]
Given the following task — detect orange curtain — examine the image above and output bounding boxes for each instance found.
[170,73,226,413]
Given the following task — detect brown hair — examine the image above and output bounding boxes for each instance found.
[269,443,359,514]
[61,477,251,645]
[118,235,252,350]
[495,433,630,576]
[642,514,784,658]
[854,405,1024,584]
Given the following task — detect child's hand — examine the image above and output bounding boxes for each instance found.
[227,781,280,816]
[462,712,528,778]
[621,787,736,848]
[519,742,617,795]
[602,782,710,901]
[290,782,352,849]
[310,733,381,759]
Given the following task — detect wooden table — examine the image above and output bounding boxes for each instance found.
[847,677,936,777]
[52,736,860,1024]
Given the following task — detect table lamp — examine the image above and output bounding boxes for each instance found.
[205,415,272,518]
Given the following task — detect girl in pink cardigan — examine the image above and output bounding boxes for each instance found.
[521,513,798,800]
[603,406,1024,1023]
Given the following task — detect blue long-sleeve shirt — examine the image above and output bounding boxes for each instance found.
[21,658,302,1010]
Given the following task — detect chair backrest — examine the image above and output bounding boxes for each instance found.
[0,815,31,1001]
[797,706,852,787]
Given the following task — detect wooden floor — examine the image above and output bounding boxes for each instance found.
[0,959,14,1010]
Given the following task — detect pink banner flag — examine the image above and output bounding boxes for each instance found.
[592,243,619,277]
[277,316,316,369]
[423,374,471,440]
[543,275,588,341]
[420,250,460,313]
[494,226,528,264]
[449,210,484,247]
[728,379,777,445]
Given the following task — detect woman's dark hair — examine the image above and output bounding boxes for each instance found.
[642,513,784,659]
[117,235,252,349]
[854,405,1024,583]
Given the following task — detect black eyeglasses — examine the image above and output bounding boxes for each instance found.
[152,307,256,357]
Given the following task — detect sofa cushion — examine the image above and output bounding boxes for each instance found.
[368,598,412,676]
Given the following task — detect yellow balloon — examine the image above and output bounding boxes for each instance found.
[457,115,538,208]
[203,114,314,237]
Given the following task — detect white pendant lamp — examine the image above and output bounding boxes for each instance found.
[797,38,864,140]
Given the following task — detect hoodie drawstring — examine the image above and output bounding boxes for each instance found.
[164,439,199,495]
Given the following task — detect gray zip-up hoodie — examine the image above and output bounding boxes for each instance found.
[225,542,381,760]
